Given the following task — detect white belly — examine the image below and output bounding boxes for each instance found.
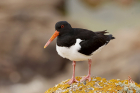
[56,39,92,61]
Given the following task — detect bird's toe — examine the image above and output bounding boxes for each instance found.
[67,78,79,84]
[80,75,91,82]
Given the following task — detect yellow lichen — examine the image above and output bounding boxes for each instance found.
[45,76,140,93]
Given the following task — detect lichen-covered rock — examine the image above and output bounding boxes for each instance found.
[45,76,140,93]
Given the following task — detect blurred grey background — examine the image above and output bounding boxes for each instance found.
[0,0,140,93]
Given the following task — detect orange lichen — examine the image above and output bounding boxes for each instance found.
[45,76,140,93]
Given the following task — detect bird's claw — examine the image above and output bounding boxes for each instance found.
[67,78,79,84]
[80,75,91,82]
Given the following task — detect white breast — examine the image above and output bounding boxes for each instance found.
[56,39,92,61]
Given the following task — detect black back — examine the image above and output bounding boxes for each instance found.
[77,29,114,55]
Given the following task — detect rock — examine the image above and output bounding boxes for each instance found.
[45,76,140,93]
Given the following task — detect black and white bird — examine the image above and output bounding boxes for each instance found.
[44,21,115,84]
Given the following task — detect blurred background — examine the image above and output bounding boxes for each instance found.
[0,0,140,93]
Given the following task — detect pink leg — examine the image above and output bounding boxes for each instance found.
[67,61,79,84]
[80,59,92,82]
[128,76,134,83]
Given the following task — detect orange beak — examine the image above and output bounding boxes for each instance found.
[44,30,59,48]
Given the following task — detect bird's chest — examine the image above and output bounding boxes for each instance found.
[56,39,92,61]
[56,45,72,58]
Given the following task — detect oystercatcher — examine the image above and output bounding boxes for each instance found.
[44,21,115,84]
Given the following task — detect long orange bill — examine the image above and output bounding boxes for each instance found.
[44,30,59,48]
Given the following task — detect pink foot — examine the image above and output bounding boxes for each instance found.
[128,76,134,83]
[80,75,91,82]
[67,77,79,84]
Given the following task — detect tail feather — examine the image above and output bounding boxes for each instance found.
[95,30,115,44]
[108,34,115,40]
[95,30,115,39]
[95,30,108,35]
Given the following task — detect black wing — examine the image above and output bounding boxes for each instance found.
[76,29,115,55]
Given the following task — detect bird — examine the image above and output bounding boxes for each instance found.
[44,21,115,84]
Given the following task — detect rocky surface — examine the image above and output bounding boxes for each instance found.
[45,76,140,93]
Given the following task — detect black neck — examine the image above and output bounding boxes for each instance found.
[57,30,76,47]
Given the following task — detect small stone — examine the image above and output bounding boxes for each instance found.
[83,80,86,85]
[88,87,94,90]
[124,86,128,91]
[92,79,96,81]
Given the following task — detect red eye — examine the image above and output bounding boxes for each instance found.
[61,25,64,28]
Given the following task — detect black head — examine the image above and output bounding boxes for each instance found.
[55,21,72,34]
[44,21,72,48]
